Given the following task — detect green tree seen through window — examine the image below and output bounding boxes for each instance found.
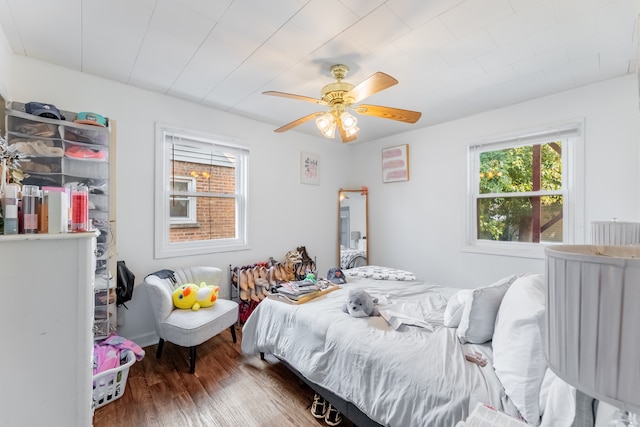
[477,142,562,242]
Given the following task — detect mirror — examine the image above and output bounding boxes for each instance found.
[338,188,368,269]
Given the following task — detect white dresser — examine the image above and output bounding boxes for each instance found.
[0,232,96,427]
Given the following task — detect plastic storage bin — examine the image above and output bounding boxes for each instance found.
[92,349,135,409]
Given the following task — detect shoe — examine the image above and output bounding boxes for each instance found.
[267,266,277,287]
[231,267,238,286]
[32,140,63,156]
[285,250,302,264]
[310,393,327,419]
[91,218,109,229]
[247,268,255,289]
[274,263,284,282]
[238,301,251,323]
[254,278,268,300]
[11,141,37,155]
[296,263,304,278]
[16,122,57,137]
[324,404,342,426]
[249,286,260,302]
[284,263,295,281]
[65,145,107,159]
[239,269,248,291]
[297,246,312,262]
[81,179,108,194]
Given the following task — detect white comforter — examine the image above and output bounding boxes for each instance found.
[241,277,514,427]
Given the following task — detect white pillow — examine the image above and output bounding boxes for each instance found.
[538,368,555,417]
[443,289,472,327]
[456,274,518,344]
[492,273,547,426]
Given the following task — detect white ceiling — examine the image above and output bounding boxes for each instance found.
[0,0,637,143]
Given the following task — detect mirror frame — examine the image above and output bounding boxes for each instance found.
[338,188,369,268]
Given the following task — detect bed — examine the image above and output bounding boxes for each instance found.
[241,270,586,427]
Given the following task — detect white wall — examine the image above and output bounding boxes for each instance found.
[351,75,640,288]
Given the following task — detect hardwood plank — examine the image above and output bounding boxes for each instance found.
[93,326,355,427]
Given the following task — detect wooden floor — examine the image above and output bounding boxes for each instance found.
[93,325,355,427]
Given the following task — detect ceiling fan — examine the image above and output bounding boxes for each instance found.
[263,64,422,143]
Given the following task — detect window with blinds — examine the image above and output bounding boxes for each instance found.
[465,121,584,259]
[155,124,249,258]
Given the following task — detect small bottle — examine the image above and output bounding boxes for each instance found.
[38,189,49,233]
[71,185,89,232]
[21,185,39,234]
[2,183,19,235]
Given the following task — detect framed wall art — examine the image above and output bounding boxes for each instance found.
[301,151,320,185]
[382,144,409,183]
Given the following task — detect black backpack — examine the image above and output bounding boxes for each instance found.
[116,261,135,308]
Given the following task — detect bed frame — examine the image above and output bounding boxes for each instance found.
[261,352,383,427]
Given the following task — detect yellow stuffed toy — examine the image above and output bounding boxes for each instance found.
[172,282,219,311]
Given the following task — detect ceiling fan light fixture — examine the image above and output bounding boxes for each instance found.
[316,112,336,138]
[340,111,358,130]
[316,112,334,131]
[323,122,337,138]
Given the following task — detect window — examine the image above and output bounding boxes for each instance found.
[465,122,584,259]
[170,176,196,225]
[155,124,249,258]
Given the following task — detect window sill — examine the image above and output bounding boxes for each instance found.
[155,241,250,259]
[170,222,200,229]
[462,242,549,260]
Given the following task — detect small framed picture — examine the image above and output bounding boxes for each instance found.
[301,152,320,185]
[382,144,409,183]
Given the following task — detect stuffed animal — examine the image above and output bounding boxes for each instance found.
[172,282,219,311]
[343,289,380,317]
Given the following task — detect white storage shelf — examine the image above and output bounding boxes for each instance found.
[5,102,114,341]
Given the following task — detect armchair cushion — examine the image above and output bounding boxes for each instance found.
[160,299,238,347]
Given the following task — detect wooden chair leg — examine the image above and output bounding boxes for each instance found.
[156,338,165,358]
[229,325,237,343]
[189,346,197,374]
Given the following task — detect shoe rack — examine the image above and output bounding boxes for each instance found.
[4,101,117,341]
[229,255,317,321]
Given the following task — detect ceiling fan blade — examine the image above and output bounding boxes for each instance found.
[345,72,398,104]
[354,104,422,124]
[274,112,324,133]
[263,91,327,105]
[337,119,358,143]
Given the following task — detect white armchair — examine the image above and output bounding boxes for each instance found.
[143,266,239,373]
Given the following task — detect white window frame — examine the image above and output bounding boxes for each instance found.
[464,120,585,259]
[155,123,249,259]
[169,176,197,225]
